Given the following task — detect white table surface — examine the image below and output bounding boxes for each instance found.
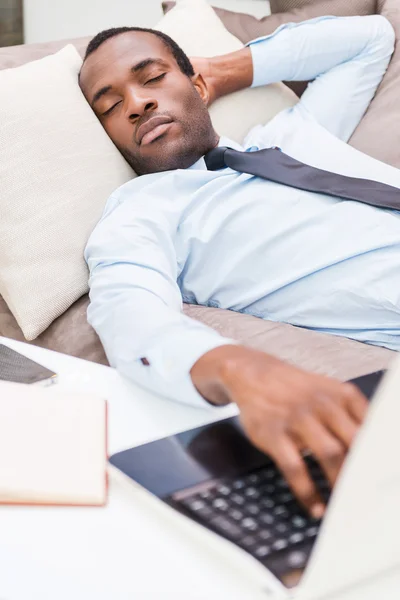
[0,337,283,600]
[1,337,399,600]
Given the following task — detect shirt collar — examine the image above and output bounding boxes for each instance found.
[188,136,245,171]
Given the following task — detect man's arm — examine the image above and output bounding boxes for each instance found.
[194,15,395,141]
[86,189,368,516]
[85,190,235,409]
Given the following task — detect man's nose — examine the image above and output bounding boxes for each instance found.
[125,88,158,121]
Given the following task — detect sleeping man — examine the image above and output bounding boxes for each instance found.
[79,15,399,515]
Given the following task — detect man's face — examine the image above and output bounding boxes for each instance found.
[79,31,218,175]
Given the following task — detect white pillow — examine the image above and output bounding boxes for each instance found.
[0,46,134,340]
[159,0,298,143]
[0,0,297,340]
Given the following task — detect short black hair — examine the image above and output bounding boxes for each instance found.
[83,26,195,78]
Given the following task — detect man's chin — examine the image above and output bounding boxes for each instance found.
[133,136,202,175]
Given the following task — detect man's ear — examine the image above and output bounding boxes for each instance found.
[191,72,211,107]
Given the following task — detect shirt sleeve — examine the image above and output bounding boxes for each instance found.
[247,15,395,141]
[84,190,236,409]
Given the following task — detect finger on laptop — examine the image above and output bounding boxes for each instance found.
[294,414,346,488]
[268,437,325,520]
[317,398,360,448]
[342,381,369,424]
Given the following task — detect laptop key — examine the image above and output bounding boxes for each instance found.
[233,479,246,490]
[259,513,274,526]
[287,549,309,569]
[244,487,260,499]
[255,545,271,558]
[185,499,206,511]
[273,539,288,551]
[210,516,242,540]
[289,532,305,545]
[241,535,257,548]
[276,522,289,534]
[258,529,273,541]
[247,503,260,516]
[217,484,231,496]
[229,509,244,521]
[241,517,258,531]
[292,516,307,529]
[231,493,245,506]
[306,525,319,538]
[260,497,275,509]
[273,506,289,518]
[212,498,229,511]
[196,506,214,519]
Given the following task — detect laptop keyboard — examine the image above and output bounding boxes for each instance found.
[169,456,330,582]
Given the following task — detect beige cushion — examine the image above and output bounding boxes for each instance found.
[349,0,400,168]
[0,45,134,340]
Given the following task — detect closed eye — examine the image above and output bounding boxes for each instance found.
[145,73,166,85]
[102,101,122,116]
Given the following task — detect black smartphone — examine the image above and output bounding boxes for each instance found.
[0,344,58,385]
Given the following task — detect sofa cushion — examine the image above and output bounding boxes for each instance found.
[269,0,376,12]
[349,0,400,168]
[0,294,394,380]
[0,36,90,71]
[0,45,134,340]
[0,294,108,365]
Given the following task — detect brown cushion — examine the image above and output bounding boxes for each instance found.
[183,305,395,380]
[0,36,91,71]
[0,294,108,365]
[349,0,400,168]
[269,0,376,14]
[0,293,394,379]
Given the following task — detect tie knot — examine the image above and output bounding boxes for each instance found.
[204,146,229,171]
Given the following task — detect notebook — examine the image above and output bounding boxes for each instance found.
[0,381,107,506]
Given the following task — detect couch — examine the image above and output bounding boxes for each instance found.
[0,0,398,382]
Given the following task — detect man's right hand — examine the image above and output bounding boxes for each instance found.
[190,345,368,519]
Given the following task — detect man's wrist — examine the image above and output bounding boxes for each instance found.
[208,47,253,102]
[190,344,281,406]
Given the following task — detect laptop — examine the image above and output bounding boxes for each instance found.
[110,364,400,599]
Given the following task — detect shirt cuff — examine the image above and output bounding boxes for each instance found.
[246,16,337,88]
[120,330,238,410]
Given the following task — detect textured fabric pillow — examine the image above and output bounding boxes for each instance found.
[349,0,400,168]
[0,45,134,340]
[157,0,297,143]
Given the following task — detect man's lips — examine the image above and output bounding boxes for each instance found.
[136,116,173,146]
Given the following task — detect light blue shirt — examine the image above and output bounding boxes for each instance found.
[85,15,398,408]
